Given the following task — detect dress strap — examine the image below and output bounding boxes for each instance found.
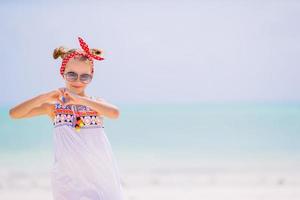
[89,96,96,100]
[70,105,77,127]
[90,96,106,102]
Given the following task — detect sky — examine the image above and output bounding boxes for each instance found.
[1,0,299,106]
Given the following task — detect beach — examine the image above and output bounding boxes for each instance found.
[0,150,299,200]
[1,103,300,199]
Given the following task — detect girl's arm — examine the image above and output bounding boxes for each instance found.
[50,89,120,119]
[77,96,120,119]
[9,89,64,119]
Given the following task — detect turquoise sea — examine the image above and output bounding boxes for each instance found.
[1,102,300,168]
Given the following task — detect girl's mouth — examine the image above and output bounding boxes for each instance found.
[72,85,82,89]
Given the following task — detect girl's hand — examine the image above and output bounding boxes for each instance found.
[62,89,82,106]
[44,88,65,105]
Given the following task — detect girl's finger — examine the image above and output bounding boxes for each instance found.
[57,97,64,106]
[58,87,65,92]
[65,92,72,100]
[57,88,65,97]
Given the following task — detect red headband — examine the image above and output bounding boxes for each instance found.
[60,37,104,77]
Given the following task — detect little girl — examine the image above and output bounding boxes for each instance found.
[9,37,125,200]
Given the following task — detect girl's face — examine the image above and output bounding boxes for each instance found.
[63,58,93,94]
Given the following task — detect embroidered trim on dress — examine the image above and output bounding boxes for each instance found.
[53,103,104,129]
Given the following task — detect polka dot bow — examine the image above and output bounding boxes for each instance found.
[60,36,104,77]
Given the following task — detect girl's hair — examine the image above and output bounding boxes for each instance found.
[52,46,103,74]
[53,47,102,61]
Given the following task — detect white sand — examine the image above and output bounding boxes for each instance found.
[0,153,299,200]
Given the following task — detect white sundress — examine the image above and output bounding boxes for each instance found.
[50,97,124,200]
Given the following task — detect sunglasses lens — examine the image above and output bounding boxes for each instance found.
[80,74,92,83]
[65,72,78,82]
